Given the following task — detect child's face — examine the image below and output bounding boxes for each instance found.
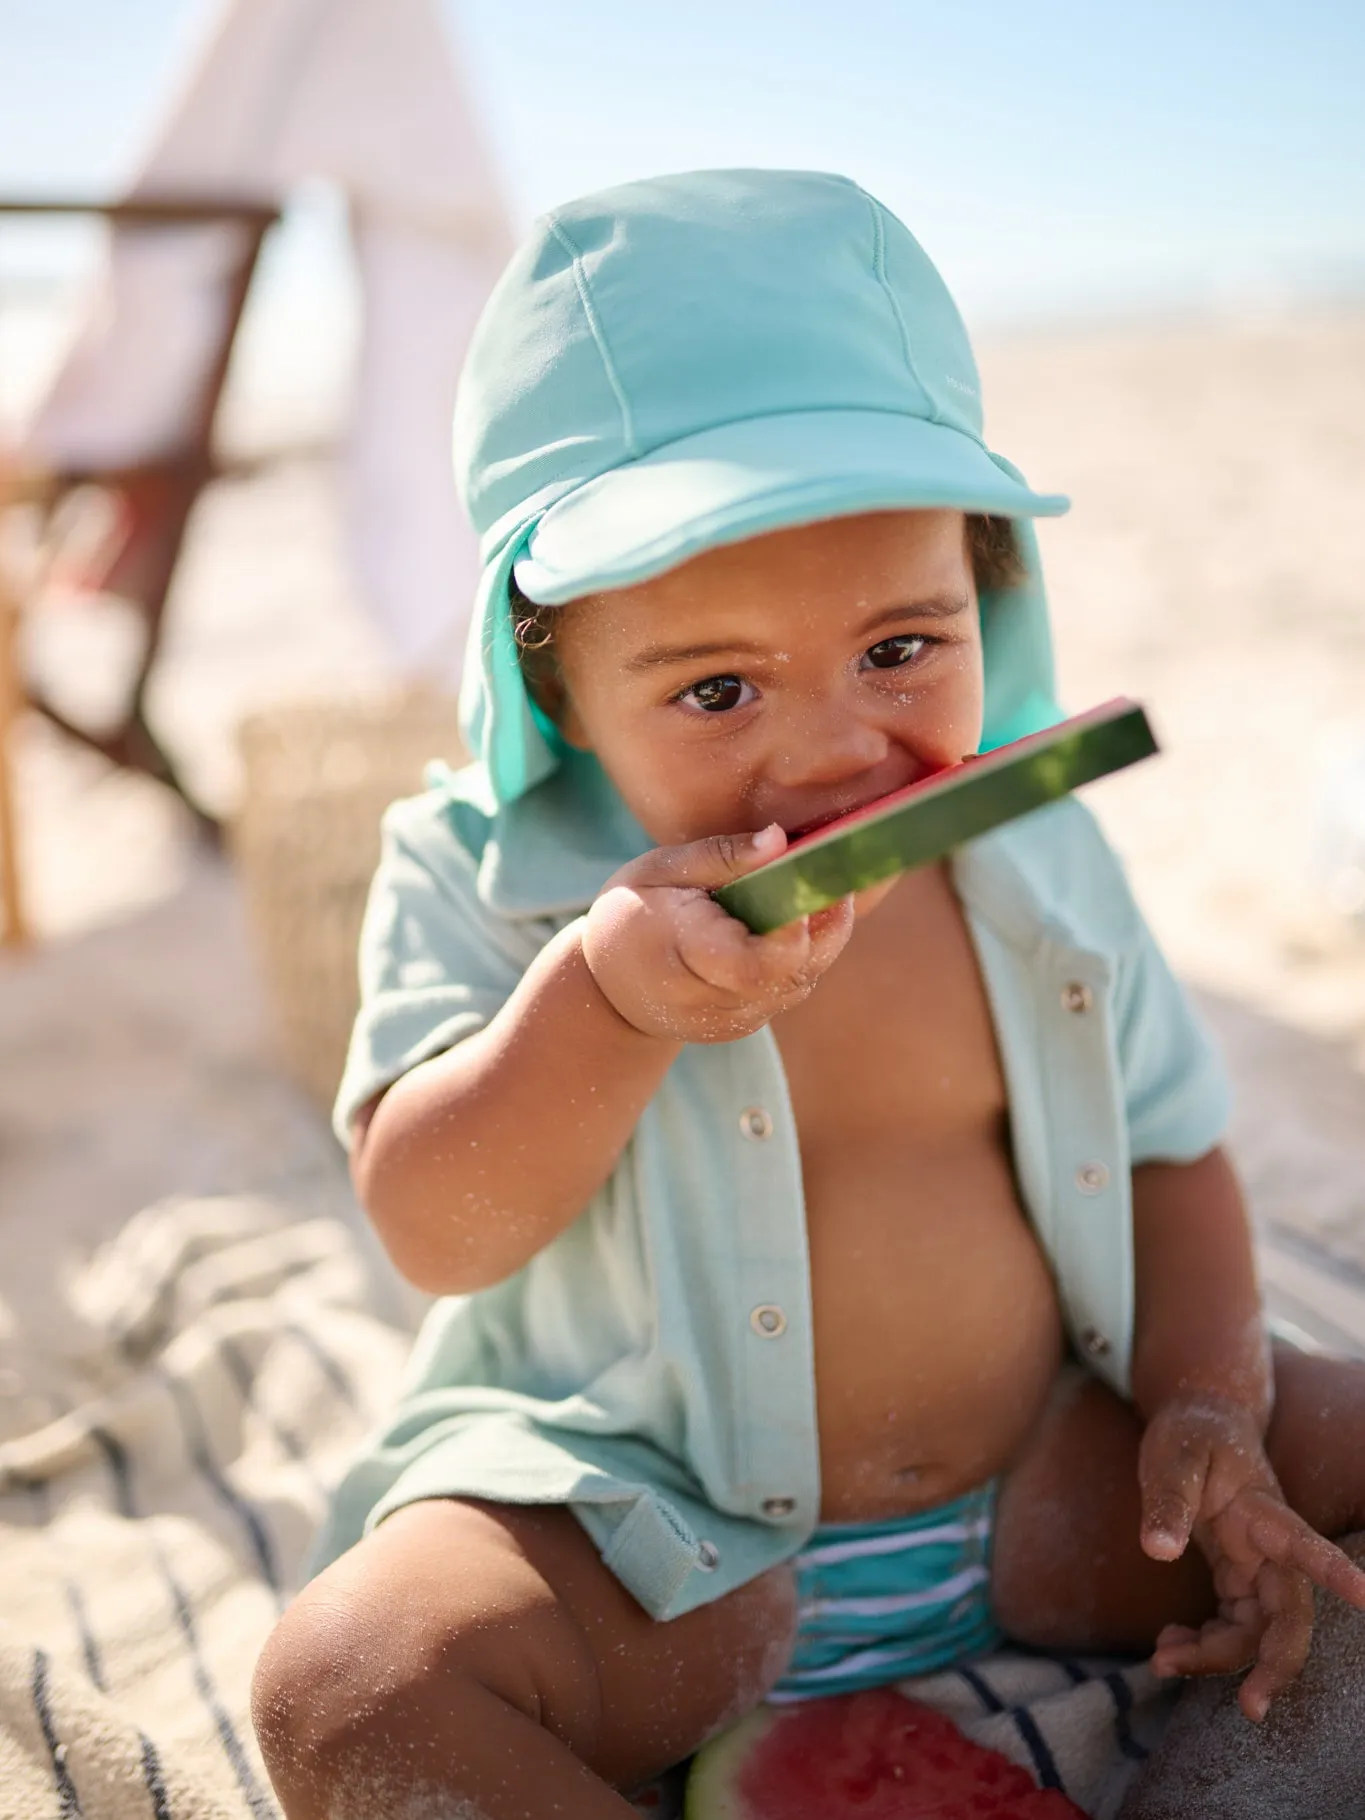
[549,509,985,850]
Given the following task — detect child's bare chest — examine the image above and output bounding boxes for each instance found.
[772,868,1010,1188]
[772,869,1064,1520]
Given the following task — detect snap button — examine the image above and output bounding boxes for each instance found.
[750,1304,788,1338]
[697,1540,720,1570]
[1076,1163,1110,1195]
[740,1106,774,1141]
[1081,1326,1112,1358]
[761,1496,797,1519]
[1061,981,1093,1014]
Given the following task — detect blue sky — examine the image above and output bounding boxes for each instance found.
[1,0,1362,329]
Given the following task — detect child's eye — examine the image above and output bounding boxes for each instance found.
[677,674,756,713]
[863,634,929,670]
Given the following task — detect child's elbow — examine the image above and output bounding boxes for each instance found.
[370,1210,537,1299]
[354,1154,544,1298]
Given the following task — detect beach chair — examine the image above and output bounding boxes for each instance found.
[0,195,279,946]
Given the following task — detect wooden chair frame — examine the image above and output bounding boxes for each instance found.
[0,196,280,946]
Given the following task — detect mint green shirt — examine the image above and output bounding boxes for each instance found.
[305,763,1230,1620]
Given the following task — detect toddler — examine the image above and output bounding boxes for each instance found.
[253,170,1365,1819]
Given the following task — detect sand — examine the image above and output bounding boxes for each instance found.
[2,309,1364,1417]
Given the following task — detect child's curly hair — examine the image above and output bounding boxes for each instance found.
[511,513,1025,676]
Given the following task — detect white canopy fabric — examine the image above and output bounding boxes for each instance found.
[20,0,512,682]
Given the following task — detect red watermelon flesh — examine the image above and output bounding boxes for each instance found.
[784,762,962,850]
[685,1688,1086,1819]
[780,697,1142,855]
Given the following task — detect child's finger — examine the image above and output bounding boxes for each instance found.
[1137,1422,1210,1560]
[618,823,788,895]
[677,892,855,999]
[801,896,856,967]
[1149,1610,1261,1680]
[1151,1621,1201,1655]
[1242,1498,1365,1610]
[1237,1562,1315,1721]
[675,908,810,996]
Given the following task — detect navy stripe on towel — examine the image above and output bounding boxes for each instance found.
[1006,1640,1090,1686]
[140,1730,174,1820]
[31,1648,82,1818]
[1104,1670,1149,1762]
[89,1427,278,1820]
[24,1475,53,1525]
[89,1427,136,1524]
[217,1337,324,1499]
[958,1665,1007,1714]
[1008,1703,1064,1790]
[283,1319,358,1412]
[156,1367,281,1600]
[62,1582,106,1693]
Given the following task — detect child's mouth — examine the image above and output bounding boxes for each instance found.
[781,760,956,844]
[785,805,862,842]
[783,777,927,843]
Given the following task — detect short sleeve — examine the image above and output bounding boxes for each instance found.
[1114,910,1232,1166]
[332,796,543,1145]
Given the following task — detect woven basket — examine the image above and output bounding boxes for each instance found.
[232,690,463,1112]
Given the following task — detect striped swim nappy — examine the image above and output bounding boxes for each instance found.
[767,1482,1002,1703]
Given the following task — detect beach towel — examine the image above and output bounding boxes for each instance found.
[0,1193,1174,1819]
[0,1194,408,1820]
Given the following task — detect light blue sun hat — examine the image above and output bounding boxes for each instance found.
[453,168,1070,809]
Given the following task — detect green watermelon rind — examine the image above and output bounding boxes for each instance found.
[683,1707,779,1819]
[713,699,1157,933]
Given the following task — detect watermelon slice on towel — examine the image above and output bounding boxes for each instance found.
[684,1688,1086,1818]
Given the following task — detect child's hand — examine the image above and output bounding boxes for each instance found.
[1138,1394,1365,1720]
[581,824,856,1044]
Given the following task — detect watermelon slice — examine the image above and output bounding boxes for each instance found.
[713,697,1156,933]
[684,1689,1086,1818]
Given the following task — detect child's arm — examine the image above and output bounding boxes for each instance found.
[1130,1145,1271,1429]
[1130,1147,1365,1718]
[352,825,852,1295]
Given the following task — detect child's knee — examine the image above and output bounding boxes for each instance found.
[250,1510,603,1809]
[251,1587,367,1803]
[250,1578,414,1781]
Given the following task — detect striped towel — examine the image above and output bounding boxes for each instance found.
[0,1192,1175,1820]
[0,1195,410,1820]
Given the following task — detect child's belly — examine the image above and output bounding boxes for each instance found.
[804,1133,1065,1521]
[773,864,1067,1522]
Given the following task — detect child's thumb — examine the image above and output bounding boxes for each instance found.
[616,823,788,894]
[1138,1422,1207,1561]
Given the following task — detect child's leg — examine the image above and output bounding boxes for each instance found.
[991,1364,1211,1650]
[991,1344,1365,1654]
[252,1496,798,1820]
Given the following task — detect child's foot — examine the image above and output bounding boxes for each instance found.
[1118,1530,1365,1818]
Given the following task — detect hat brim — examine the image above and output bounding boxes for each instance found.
[515,408,1068,605]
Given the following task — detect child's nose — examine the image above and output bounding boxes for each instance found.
[766,698,890,789]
